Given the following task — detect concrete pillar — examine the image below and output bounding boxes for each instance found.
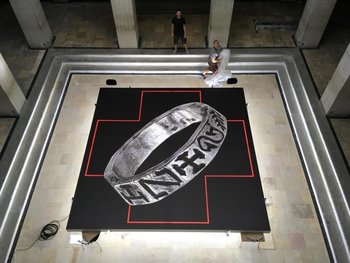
[208,0,234,48]
[9,0,53,49]
[110,0,139,48]
[321,44,350,117]
[295,0,336,48]
[0,54,26,116]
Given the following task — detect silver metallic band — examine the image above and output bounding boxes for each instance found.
[104,102,227,205]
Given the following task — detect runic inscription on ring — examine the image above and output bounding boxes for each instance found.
[104,102,228,205]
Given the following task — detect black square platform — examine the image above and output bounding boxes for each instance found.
[67,88,270,232]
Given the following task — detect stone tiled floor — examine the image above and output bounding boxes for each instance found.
[139,0,304,49]
[301,1,350,168]
[13,74,329,263]
[135,0,210,14]
[43,2,118,48]
[0,3,45,96]
[331,119,350,167]
[302,8,350,96]
[301,0,350,97]
[228,1,304,47]
[0,118,16,156]
[139,14,208,48]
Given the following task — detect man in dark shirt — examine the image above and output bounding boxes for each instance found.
[171,9,189,54]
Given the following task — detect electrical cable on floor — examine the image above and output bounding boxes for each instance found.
[12,215,69,261]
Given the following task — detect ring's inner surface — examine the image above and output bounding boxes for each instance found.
[108,103,207,181]
[135,121,200,175]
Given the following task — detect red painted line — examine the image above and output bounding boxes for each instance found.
[204,176,210,224]
[142,90,202,94]
[227,120,243,123]
[97,119,140,122]
[138,91,145,121]
[84,120,100,176]
[242,120,255,177]
[127,221,209,225]
[226,119,255,177]
[127,179,210,224]
[127,205,131,223]
[206,175,254,178]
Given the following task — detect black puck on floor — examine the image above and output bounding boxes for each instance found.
[106,79,117,86]
[227,78,238,84]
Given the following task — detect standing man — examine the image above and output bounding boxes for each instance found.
[171,9,189,54]
[201,40,223,79]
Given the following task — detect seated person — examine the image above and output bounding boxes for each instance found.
[201,40,223,79]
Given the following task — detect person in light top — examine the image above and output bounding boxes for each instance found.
[201,40,223,79]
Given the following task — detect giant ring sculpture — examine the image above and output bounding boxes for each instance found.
[104,102,227,205]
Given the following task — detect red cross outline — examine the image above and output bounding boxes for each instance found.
[84,90,255,225]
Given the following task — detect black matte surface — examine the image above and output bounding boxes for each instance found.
[67,88,270,232]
